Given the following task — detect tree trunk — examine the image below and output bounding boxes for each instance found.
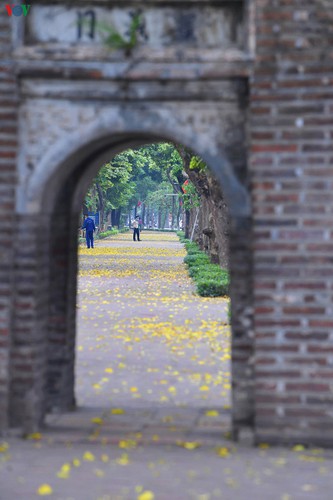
[111,208,121,228]
[187,168,229,268]
[96,182,104,233]
[176,144,229,268]
[142,203,146,229]
[184,209,190,239]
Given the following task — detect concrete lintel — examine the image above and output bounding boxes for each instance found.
[20,79,247,102]
[14,47,253,69]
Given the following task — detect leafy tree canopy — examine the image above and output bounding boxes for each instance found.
[84,142,202,231]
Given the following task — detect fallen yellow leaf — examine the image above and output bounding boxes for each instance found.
[138,491,155,500]
[116,453,130,465]
[91,417,103,425]
[0,442,9,453]
[111,408,125,415]
[205,410,219,417]
[217,447,230,458]
[37,484,53,496]
[83,451,95,461]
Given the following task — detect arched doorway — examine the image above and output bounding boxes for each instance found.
[11,107,253,439]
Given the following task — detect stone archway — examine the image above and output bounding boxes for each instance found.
[10,101,254,436]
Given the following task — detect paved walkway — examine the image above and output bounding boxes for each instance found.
[1,232,333,499]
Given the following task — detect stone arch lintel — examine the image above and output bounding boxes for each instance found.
[22,116,250,218]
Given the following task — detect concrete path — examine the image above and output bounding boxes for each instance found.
[1,232,333,500]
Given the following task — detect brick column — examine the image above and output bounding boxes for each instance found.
[230,217,255,438]
[0,17,17,432]
[46,209,78,413]
[251,0,333,445]
[10,216,50,432]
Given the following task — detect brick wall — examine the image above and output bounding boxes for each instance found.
[230,217,255,438]
[0,16,17,430]
[251,0,333,444]
[46,196,79,413]
[10,216,50,432]
[2,0,333,445]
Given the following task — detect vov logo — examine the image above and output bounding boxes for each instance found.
[5,4,31,16]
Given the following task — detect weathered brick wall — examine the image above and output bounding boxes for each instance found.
[230,217,254,438]
[46,191,79,414]
[251,0,333,445]
[3,0,333,446]
[0,16,17,430]
[10,216,50,432]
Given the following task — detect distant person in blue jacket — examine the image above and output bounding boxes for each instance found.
[82,215,96,249]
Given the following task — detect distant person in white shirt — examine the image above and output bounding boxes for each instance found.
[131,216,141,241]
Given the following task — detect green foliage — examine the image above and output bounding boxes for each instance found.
[177,232,190,244]
[98,229,120,239]
[189,156,207,173]
[181,180,200,211]
[189,265,228,279]
[85,142,185,229]
[85,153,135,215]
[179,233,229,297]
[95,13,142,54]
[184,241,201,254]
[196,279,229,298]
[183,254,210,266]
[146,228,178,232]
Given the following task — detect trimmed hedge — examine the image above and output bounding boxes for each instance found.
[179,238,229,297]
[196,276,229,297]
[98,227,129,239]
[144,228,178,232]
[183,253,210,266]
[98,229,119,239]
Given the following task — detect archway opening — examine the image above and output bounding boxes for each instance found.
[39,135,253,447]
[70,142,232,446]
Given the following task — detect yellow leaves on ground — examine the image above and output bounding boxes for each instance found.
[119,439,137,450]
[78,269,139,278]
[177,441,200,450]
[57,463,71,479]
[79,246,185,257]
[216,447,230,458]
[116,453,130,465]
[83,451,95,461]
[37,484,53,496]
[74,231,233,494]
[0,442,9,453]
[91,417,103,425]
[205,410,219,417]
[26,433,42,441]
[298,455,324,463]
[292,444,305,452]
[111,408,125,415]
[137,491,155,500]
